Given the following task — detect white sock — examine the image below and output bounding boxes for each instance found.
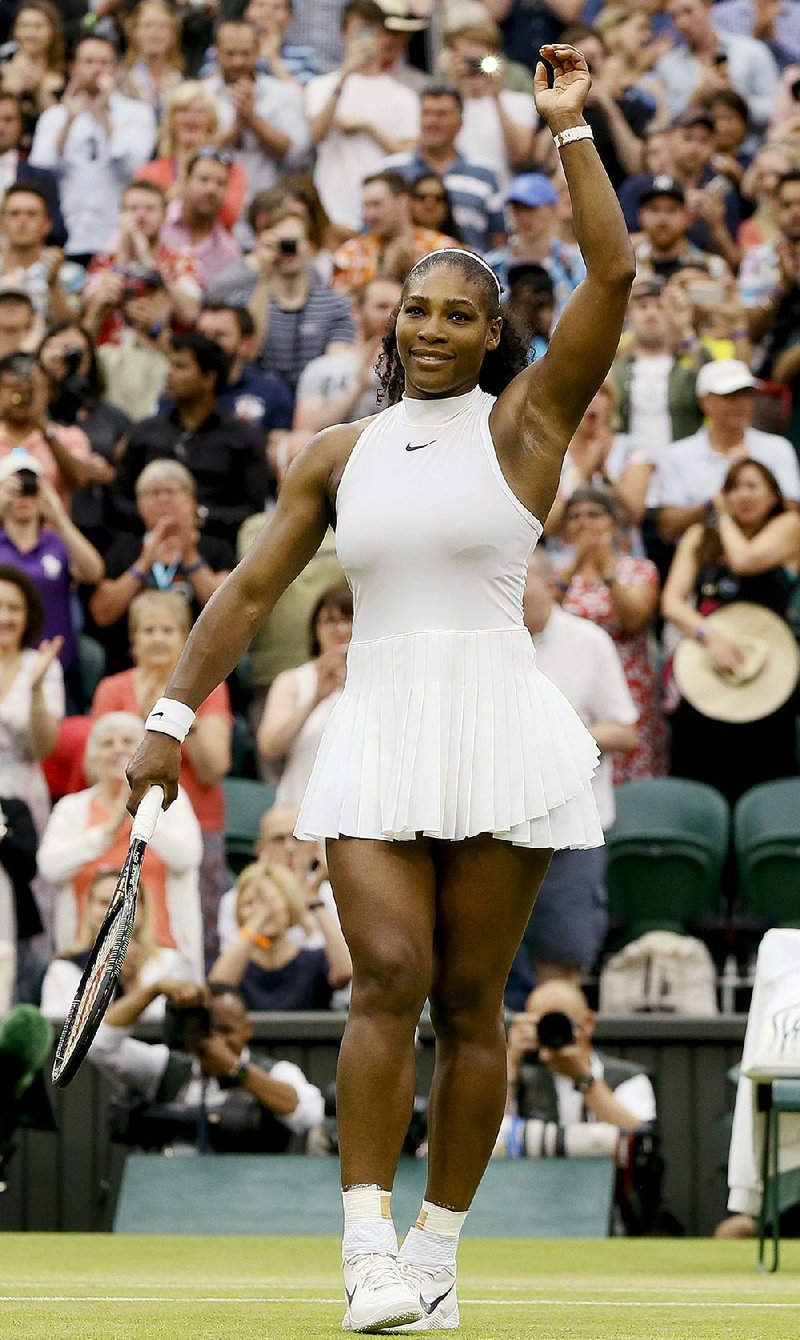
[399,1200,468,1269]
[342,1184,398,1259]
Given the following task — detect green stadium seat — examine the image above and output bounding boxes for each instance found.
[222,776,276,876]
[606,779,730,938]
[733,779,800,925]
[77,634,106,704]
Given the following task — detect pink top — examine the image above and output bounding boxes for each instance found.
[136,157,248,233]
[160,200,242,290]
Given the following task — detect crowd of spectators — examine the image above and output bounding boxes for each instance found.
[0,0,798,1044]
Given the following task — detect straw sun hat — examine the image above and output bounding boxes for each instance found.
[673,603,800,724]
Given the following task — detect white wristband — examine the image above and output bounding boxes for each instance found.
[552,124,594,151]
[145,696,196,743]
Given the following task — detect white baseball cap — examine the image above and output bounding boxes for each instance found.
[696,360,758,398]
[0,450,42,483]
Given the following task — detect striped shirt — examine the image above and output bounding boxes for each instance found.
[380,149,505,253]
[258,281,356,391]
[285,0,344,73]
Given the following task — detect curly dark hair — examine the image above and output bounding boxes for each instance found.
[376,251,529,406]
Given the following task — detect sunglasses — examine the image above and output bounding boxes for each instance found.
[192,147,234,168]
[413,190,447,203]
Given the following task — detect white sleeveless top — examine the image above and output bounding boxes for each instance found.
[295,385,602,849]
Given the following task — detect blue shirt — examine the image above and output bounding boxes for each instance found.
[381,149,506,253]
[217,363,294,436]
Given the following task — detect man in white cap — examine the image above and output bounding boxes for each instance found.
[655,358,800,543]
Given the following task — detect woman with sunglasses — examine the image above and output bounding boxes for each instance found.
[408,173,463,243]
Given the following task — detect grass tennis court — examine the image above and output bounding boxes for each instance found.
[2,1235,800,1339]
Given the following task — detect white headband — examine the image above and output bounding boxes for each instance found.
[408,248,503,299]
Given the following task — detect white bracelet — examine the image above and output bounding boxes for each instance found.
[145,696,196,743]
[552,124,594,151]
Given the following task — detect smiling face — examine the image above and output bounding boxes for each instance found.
[395,263,501,400]
[315,598,353,655]
[172,96,215,152]
[723,462,780,529]
[0,578,27,652]
[14,5,53,59]
[93,720,143,787]
[130,604,186,670]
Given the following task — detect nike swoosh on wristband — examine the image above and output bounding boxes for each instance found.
[420,1284,455,1315]
[149,711,164,718]
[405,441,436,452]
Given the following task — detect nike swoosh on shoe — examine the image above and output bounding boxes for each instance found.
[419,1284,455,1316]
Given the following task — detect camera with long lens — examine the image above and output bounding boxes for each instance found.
[535,1009,577,1051]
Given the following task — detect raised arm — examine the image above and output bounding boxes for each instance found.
[490,45,635,525]
[126,423,360,812]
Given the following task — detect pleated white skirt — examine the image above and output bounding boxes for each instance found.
[295,627,604,850]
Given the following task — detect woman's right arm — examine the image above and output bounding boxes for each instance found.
[126,424,353,810]
[257,668,314,762]
[660,525,705,639]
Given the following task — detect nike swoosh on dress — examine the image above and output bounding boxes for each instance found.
[405,441,436,452]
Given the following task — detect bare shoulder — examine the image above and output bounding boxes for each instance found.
[312,413,379,513]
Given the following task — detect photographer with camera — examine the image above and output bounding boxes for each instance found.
[504,979,661,1232]
[90,978,325,1153]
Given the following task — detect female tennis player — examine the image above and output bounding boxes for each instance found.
[127,45,635,1335]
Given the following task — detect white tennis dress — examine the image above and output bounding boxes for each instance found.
[295,385,603,849]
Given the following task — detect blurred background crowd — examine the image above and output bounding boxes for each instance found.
[0,0,799,1035]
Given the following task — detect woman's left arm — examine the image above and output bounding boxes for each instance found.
[183,714,231,787]
[40,480,104,585]
[28,639,63,759]
[490,45,635,522]
[605,564,660,634]
[717,510,800,576]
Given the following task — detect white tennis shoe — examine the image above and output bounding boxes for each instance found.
[342,1253,423,1333]
[386,1262,459,1331]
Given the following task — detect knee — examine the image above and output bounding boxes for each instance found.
[351,939,430,1020]
[428,977,503,1044]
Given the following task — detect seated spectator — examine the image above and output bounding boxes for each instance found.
[0,564,63,837]
[39,321,127,554]
[504,263,555,364]
[631,174,731,281]
[655,360,800,544]
[543,380,654,552]
[556,487,668,786]
[38,711,203,978]
[306,0,420,238]
[93,271,171,423]
[84,179,202,344]
[383,83,506,253]
[0,2,65,153]
[593,3,668,132]
[439,3,536,191]
[205,18,311,202]
[209,861,351,1011]
[237,507,344,739]
[217,803,338,951]
[237,206,355,393]
[504,979,659,1232]
[0,91,65,246]
[485,174,585,323]
[407,171,462,241]
[29,33,156,265]
[91,590,232,969]
[0,451,103,710]
[0,288,36,358]
[90,980,325,1152]
[116,0,184,120]
[200,0,320,88]
[522,552,637,983]
[0,184,83,328]
[0,795,39,1005]
[661,457,800,803]
[90,458,233,675]
[374,0,432,95]
[293,276,399,433]
[714,0,800,71]
[196,302,293,435]
[0,352,92,501]
[258,581,352,805]
[159,148,242,292]
[737,142,794,248]
[135,81,247,232]
[656,0,779,131]
[40,865,194,1021]
[612,273,707,461]
[112,331,269,548]
[332,170,459,296]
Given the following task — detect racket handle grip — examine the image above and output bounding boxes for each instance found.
[131,785,165,844]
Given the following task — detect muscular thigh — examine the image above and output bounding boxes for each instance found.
[432,837,552,1007]
[326,836,438,994]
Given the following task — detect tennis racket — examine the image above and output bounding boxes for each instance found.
[51,785,164,1089]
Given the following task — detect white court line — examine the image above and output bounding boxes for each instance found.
[2,1296,800,1309]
